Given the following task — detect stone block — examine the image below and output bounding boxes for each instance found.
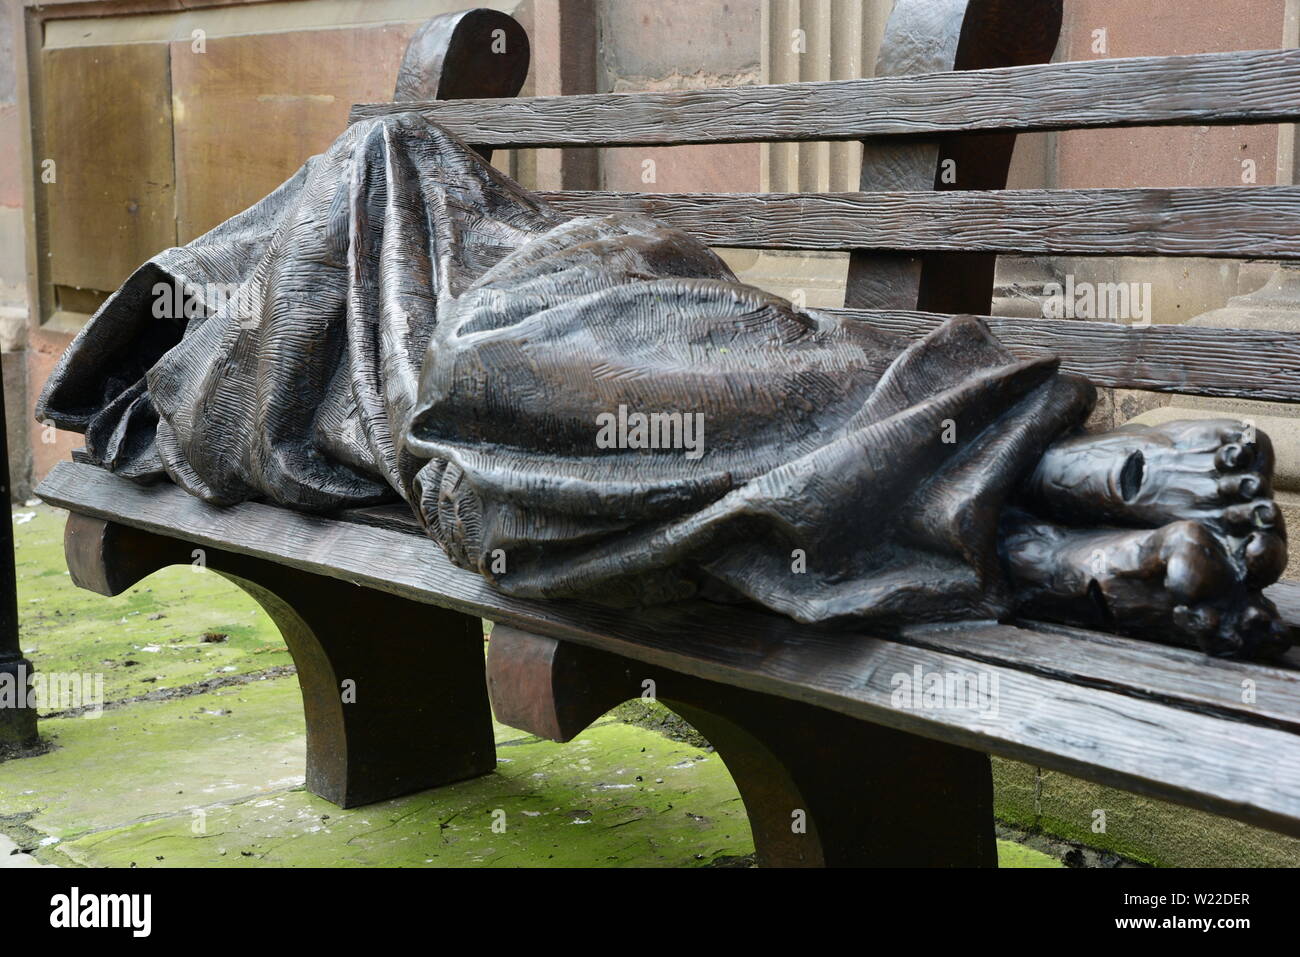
[1057,0,1286,190]
[992,756,1300,866]
[599,0,761,86]
[601,142,762,193]
[26,325,78,488]
[170,24,419,242]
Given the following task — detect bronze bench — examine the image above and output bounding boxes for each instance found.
[30,1,1300,866]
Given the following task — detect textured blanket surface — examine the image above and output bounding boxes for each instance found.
[38,114,1094,625]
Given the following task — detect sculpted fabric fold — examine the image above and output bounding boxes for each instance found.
[38,114,1094,626]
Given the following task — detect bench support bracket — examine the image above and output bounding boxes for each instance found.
[63,512,496,808]
[487,624,997,867]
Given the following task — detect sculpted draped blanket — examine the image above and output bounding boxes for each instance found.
[38,114,1094,626]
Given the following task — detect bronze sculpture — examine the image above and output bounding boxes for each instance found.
[36,113,1290,660]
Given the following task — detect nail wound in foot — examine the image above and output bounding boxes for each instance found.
[1006,420,1292,659]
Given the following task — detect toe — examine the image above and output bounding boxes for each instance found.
[1218,473,1263,502]
[1221,595,1293,660]
[1247,429,1276,476]
[1243,530,1288,587]
[1214,442,1253,472]
[1159,521,1234,600]
[1172,603,1219,641]
[1252,500,1282,530]
[1174,591,1291,659]
[1221,500,1281,533]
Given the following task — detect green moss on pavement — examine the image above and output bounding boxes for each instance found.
[13,505,291,706]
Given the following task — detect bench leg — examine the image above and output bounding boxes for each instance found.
[487,625,996,867]
[63,513,495,807]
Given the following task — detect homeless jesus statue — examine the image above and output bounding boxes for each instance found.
[36,115,1292,661]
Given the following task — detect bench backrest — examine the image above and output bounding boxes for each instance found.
[350,1,1300,405]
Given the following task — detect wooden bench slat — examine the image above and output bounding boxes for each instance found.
[1269,580,1300,624]
[537,187,1300,258]
[34,462,1300,837]
[901,620,1300,735]
[831,309,1300,403]
[350,48,1300,146]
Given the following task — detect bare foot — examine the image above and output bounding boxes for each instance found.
[1024,419,1287,587]
[1001,510,1292,659]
